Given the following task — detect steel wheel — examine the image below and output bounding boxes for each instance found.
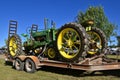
[58,28,81,59]
[47,47,56,59]
[87,27,107,54]
[8,34,22,58]
[56,23,88,62]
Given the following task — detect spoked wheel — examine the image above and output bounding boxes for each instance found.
[14,58,24,71]
[47,46,56,59]
[87,27,107,55]
[8,34,23,58]
[56,23,88,62]
[25,58,36,73]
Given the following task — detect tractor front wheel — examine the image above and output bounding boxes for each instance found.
[47,46,56,59]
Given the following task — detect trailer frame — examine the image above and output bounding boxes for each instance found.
[4,53,120,73]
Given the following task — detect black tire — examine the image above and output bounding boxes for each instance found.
[46,46,57,60]
[25,58,36,73]
[8,34,23,58]
[14,58,24,71]
[87,27,107,53]
[56,23,88,62]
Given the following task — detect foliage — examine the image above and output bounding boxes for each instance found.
[76,6,117,40]
[117,36,120,47]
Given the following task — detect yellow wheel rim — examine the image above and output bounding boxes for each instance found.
[87,31,102,54]
[48,48,56,59]
[34,48,42,54]
[9,37,18,56]
[57,28,81,59]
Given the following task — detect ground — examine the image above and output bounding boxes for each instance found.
[0,54,120,80]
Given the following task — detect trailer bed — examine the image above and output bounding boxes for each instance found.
[5,54,120,73]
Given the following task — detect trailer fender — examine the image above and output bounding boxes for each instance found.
[15,55,40,69]
[24,56,40,69]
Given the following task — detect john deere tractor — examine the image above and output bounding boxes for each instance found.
[7,19,107,63]
[22,22,57,59]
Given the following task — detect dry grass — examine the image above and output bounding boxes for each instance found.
[0,54,120,80]
[106,54,120,59]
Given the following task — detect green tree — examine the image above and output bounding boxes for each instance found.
[117,36,120,47]
[109,39,115,46]
[76,6,117,40]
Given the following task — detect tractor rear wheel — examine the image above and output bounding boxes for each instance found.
[8,34,23,58]
[56,23,88,62]
[87,27,107,55]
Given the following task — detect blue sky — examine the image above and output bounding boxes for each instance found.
[0,0,120,47]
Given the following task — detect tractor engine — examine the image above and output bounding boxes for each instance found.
[23,24,57,57]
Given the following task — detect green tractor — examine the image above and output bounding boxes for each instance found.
[7,19,107,63]
[22,22,57,59]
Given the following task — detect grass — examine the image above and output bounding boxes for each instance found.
[106,54,120,59]
[0,55,120,80]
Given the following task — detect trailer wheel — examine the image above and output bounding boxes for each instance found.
[14,58,24,71]
[8,34,23,58]
[56,23,88,62]
[25,58,36,73]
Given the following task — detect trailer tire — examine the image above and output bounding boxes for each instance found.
[14,58,24,71]
[25,58,36,73]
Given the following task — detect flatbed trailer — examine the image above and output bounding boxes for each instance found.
[5,54,120,73]
[6,20,120,73]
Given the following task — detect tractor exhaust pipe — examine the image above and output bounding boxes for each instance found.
[44,18,48,30]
